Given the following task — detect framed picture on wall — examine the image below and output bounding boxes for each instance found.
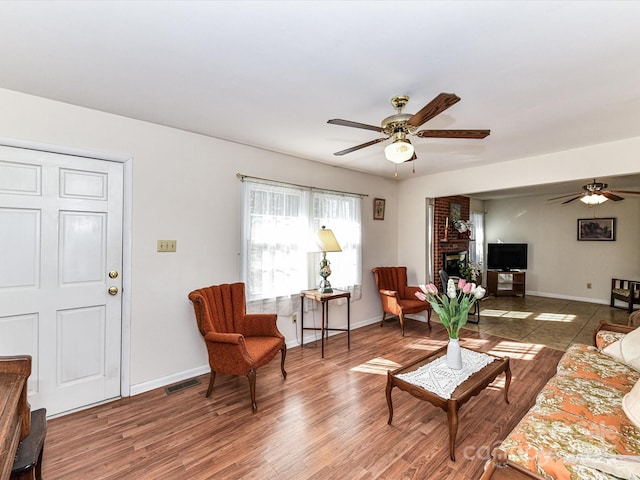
[374,198,385,220]
[577,217,616,241]
[449,202,461,223]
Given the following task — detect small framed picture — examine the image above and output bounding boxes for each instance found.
[577,217,616,241]
[449,202,461,223]
[374,198,385,220]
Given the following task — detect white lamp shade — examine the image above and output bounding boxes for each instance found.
[580,193,608,205]
[316,226,342,252]
[384,139,414,163]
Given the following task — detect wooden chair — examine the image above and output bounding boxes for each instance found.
[11,408,46,480]
[188,282,287,412]
[372,267,432,336]
[611,278,640,313]
[439,269,481,324]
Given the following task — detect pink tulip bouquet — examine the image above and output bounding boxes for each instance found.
[416,278,486,339]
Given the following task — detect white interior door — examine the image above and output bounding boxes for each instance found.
[0,145,123,416]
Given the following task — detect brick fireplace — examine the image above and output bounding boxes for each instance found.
[434,195,470,290]
[442,250,468,278]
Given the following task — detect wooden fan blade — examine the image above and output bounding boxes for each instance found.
[562,196,582,204]
[416,129,490,139]
[406,93,461,128]
[547,192,582,201]
[602,192,624,201]
[333,137,387,156]
[327,119,383,133]
[610,189,640,195]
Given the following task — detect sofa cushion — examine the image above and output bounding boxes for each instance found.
[596,329,628,350]
[558,343,640,389]
[623,381,640,430]
[498,344,640,479]
[536,374,629,429]
[500,409,640,479]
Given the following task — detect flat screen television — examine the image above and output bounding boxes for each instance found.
[487,243,528,271]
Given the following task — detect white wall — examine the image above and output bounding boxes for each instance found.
[0,88,399,392]
[484,193,640,302]
[397,137,640,285]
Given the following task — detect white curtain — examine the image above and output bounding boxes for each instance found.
[310,191,362,301]
[240,179,362,315]
[469,210,485,268]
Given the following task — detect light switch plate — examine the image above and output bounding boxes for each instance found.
[157,240,177,252]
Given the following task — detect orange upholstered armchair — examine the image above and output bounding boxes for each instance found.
[372,267,432,336]
[188,282,287,412]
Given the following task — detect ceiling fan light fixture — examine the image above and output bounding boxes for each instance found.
[384,139,414,164]
[580,193,608,205]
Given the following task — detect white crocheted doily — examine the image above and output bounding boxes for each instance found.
[396,348,497,400]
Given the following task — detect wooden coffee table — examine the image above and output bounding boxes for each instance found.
[386,345,511,461]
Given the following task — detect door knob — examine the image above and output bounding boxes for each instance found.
[108,271,119,279]
[108,286,119,295]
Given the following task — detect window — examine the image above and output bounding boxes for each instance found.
[469,210,485,268]
[241,179,362,311]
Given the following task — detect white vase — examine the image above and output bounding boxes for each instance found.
[446,337,462,370]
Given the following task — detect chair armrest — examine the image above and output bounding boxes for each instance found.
[241,313,283,338]
[592,320,636,346]
[203,331,244,345]
[612,278,640,291]
[480,448,546,480]
[379,289,398,297]
[202,332,255,374]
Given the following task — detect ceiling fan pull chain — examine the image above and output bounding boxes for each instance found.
[394,164,398,178]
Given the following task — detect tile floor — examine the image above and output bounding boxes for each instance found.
[461,294,631,350]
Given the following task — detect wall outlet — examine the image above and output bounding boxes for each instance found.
[157,240,177,252]
[587,283,592,289]
[292,312,297,324]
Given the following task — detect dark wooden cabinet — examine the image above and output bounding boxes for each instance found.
[487,271,526,297]
[0,356,31,480]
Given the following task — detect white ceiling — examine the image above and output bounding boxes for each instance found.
[1,1,640,196]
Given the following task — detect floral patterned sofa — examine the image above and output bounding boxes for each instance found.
[481,320,640,480]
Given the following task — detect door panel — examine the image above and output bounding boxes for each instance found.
[59,211,106,284]
[0,208,40,288]
[57,306,105,384]
[0,313,39,395]
[0,146,123,416]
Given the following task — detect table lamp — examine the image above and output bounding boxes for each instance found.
[316,226,342,293]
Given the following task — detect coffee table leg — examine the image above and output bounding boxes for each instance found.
[386,372,394,425]
[504,359,511,404]
[447,402,459,461]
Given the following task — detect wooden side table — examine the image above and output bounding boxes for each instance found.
[300,289,350,358]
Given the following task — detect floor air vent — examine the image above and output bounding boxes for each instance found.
[165,378,200,395]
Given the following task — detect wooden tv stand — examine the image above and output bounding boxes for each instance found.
[487,271,526,297]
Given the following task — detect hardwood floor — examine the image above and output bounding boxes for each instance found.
[41,300,576,480]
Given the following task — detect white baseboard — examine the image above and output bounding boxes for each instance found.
[525,290,610,305]
[130,364,210,396]
[130,315,388,397]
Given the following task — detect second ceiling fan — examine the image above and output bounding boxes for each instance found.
[328,92,490,163]
[547,179,640,205]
